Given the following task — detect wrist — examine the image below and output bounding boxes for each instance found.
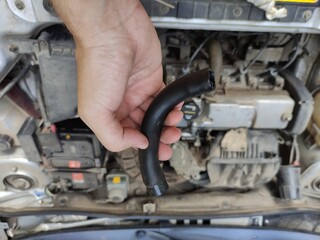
[51,0,140,47]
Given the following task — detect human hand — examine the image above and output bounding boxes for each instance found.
[52,0,183,160]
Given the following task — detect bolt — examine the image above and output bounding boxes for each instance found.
[42,224,49,231]
[192,173,201,180]
[136,230,146,239]
[59,197,68,206]
[159,5,169,15]
[81,145,88,150]
[221,202,230,209]
[281,113,292,122]
[11,166,17,172]
[302,10,312,21]
[15,0,25,10]
[40,41,47,47]
[9,45,19,53]
[134,188,143,196]
[233,7,243,17]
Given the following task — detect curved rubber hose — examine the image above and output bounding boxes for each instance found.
[139,68,215,196]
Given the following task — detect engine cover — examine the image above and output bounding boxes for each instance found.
[170,129,281,189]
[194,90,295,130]
[207,129,281,189]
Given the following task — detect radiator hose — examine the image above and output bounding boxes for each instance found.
[139,68,215,196]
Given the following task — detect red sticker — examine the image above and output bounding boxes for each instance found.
[69,160,81,168]
[72,173,84,183]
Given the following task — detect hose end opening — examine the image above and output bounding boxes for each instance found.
[147,181,169,197]
[208,70,216,91]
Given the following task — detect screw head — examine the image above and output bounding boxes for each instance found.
[303,10,312,21]
[15,0,25,10]
[9,45,19,53]
[233,7,243,17]
[136,230,146,239]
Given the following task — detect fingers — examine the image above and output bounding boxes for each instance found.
[128,107,145,126]
[81,99,183,153]
[160,127,181,144]
[174,102,184,110]
[81,111,149,152]
[120,118,139,129]
[158,127,181,161]
[158,142,173,161]
[164,110,183,126]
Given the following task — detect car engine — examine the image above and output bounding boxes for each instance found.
[0,0,320,238]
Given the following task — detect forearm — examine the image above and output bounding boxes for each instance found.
[51,0,140,45]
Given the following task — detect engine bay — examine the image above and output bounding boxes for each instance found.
[1,0,320,238]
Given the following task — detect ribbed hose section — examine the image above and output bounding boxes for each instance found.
[139,68,215,196]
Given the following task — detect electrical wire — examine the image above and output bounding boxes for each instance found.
[311,86,320,96]
[0,64,30,100]
[184,34,215,73]
[154,0,175,9]
[36,73,50,126]
[217,32,266,37]
[241,34,271,74]
[269,33,308,76]
[289,135,300,165]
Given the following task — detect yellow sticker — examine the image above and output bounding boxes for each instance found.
[112,176,121,184]
[276,0,317,3]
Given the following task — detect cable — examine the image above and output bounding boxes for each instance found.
[36,73,50,126]
[289,135,299,165]
[183,34,215,73]
[270,33,308,76]
[241,34,271,74]
[0,64,30,100]
[217,32,266,37]
[311,86,320,96]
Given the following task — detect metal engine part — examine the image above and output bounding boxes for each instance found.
[0,97,28,146]
[172,65,296,134]
[196,89,294,130]
[165,32,313,137]
[308,92,320,147]
[301,161,320,199]
[0,148,50,191]
[143,0,320,33]
[170,129,281,189]
[170,142,206,182]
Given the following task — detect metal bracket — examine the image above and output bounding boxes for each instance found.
[0,221,9,230]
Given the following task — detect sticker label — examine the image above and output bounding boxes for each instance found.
[72,173,84,183]
[69,160,81,168]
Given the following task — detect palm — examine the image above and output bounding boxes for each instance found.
[75,3,182,159]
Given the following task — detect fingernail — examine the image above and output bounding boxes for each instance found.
[136,140,149,149]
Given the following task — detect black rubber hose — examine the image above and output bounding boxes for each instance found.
[139,68,215,197]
